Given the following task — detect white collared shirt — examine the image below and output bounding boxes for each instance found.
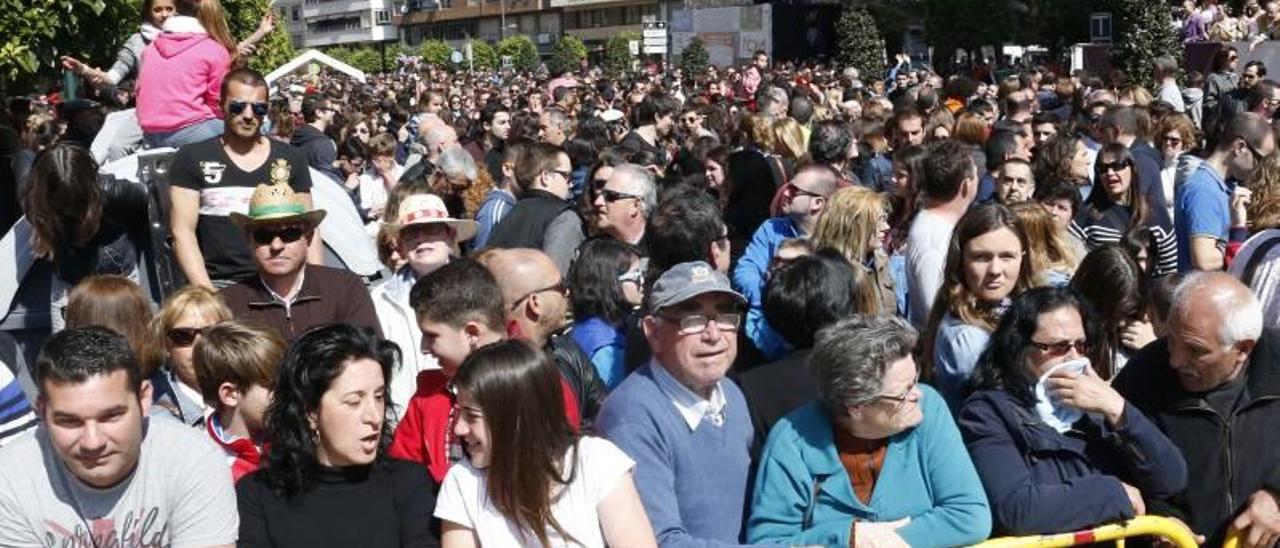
[260,267,306,317]
[650,359,727,430]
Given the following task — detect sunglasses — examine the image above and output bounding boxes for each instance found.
[228,101,270,117]
[1098,159,1133,173]
[1030,339,1090,357]
[617,268,644,286]
[167,326,210,347]
[252,226,307,245]
[598,188,643,203]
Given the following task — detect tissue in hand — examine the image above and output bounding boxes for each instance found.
[1032,358,1090,433]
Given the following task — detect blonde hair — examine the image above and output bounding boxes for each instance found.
[193,320,285,406]
[812,186,888,266]
[196,0,239,63]
[1247,152,1280,230]
[772,118,809,162]
[1117,85,1153,107]
[1011,202,1080,282]
[150,285,234,352]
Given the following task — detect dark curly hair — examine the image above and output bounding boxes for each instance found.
[569,238,641,326]
[257,324,400,497]
[967,286,1101,405]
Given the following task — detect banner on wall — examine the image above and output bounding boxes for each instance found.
[670,4,772,66]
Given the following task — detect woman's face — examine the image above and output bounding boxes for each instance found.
[846,355,923,439]
[620,258,644,307]
[892,166,913,198]
[310,358,386,468]
[1024,306,1088,378]
[148,0,176,27]
[165,309,216,385]
[398,223,455,277]
[1161,130,1188,162]
[932,125,951,141]
[454,389,492,468]
[1070,140,1092,180]
[352,123,370,144]
[962,227,1024,302]
[704,160,726,188]
[869,209,891,252]
[1098,153,1133,203]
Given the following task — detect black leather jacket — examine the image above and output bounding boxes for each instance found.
[52,172,150,285]
[547,333,607,429]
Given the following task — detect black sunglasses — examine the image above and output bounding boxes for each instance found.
[167,326,210,347]
[598,188,643,203]
[252,226,306,245]
[1098,159,1133,173]
[1030,339,1090,357]
[229,101,270,117]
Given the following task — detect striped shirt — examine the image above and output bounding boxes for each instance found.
[0,366,36,446]
[1071,203,1179,276]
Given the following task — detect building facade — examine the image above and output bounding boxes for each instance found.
[279,0,399,48]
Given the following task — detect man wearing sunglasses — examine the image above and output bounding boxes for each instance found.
[169,68,322,290]
[592,163,656,247]
[1176,113,1274,272]
[220,181,381,343]
[597,261,756,547]
[485,142,584,276]
[291,94,342,184]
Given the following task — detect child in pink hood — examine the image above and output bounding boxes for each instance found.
[136,0,231,148]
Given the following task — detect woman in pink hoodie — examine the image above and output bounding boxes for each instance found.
[136,0,232,148]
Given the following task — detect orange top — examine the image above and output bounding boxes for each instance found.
[834,426,889,505]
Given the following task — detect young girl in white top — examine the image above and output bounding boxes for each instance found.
[434,340,657,548]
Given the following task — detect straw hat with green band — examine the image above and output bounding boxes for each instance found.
[229,159,327,229]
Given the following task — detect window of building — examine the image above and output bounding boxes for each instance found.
[291,5,301,21]
[375,9,390,24]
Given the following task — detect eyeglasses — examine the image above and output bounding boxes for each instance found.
[546,169,573,180]
[680,117,699,125]
[789,184,824,199]
[228,101,270,118]
[659,312,742,335]
[1162,135,1184,147]
[509,280,567,310]
[252,226,307,245]
[1029,338,1091,357]
[1098,159,1133,173]
[617,268,644,286]
[167,326,210,347]
[598,188,643,203]
[874,374,920,411]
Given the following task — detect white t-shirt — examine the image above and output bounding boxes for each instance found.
[906,209,956,329]
[0,417,238,547]
[434,436,635,547]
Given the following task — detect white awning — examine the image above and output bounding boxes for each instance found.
[265,49,368,89]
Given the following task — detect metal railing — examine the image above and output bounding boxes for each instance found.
[972,516,1242,548]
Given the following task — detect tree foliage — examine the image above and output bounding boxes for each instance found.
[498,35,538,72]
[1108,0,1182,88]
[679,37,710,76]
[548,35,587,76]
[325,46,382,75]
[420,40,452,67]
[835,7,886,83]
[0,0,137,86]
[222,0,294,74]
[604,33,638,77]
[469,40,498,70]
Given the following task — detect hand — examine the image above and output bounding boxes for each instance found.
[1047,367,1127,426]
[344,172,361,191]
[1120,481,1147,516]
[237,43,257,57]
[1120,319,1158,351]
[1232,186,1253,228]
[1152,516,1205,547]
[1232,489,1280,548]
[854,517,910,548]
[257,11,276,35]
[60,56,86,73]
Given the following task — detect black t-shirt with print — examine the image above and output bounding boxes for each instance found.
[169,137,313,281]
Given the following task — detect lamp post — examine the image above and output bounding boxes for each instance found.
[500,0,507,40]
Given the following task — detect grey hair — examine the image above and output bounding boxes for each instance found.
[611,163,657,216]
[438,145,478,181]
[809,314,918,415]
[1172,272,1263,347]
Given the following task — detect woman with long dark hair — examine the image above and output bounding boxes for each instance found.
[1069,245,1155,378]
[1069,143,1178,276]
[957,287,1186,536]
[236,324,439,547]
[568,238,643,390]
[920,204,1035,410]
[436,341,655,547]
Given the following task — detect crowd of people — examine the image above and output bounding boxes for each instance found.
[2,0,1280,546]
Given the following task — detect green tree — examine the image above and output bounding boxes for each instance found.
[679,37,710,76]
[548,35,587,76]
[0,0,138,87]
[420,40,452,67]
[223,0,295,73]
[604,33,638,76]
[498,35,538,72]
[1109,0,1182,88]
[469,40,498,70]
[835,7,886,83]
[325,46,382,74]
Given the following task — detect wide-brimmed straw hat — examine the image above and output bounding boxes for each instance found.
[394,194,477,242]
[229,159,327,229]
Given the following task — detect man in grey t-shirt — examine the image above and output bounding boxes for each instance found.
[0,327,237,547]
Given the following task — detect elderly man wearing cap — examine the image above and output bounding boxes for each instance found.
[597,261,762,548]
[372,193,477,420]
[220,182,382,343]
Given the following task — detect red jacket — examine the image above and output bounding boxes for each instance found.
[388,369,581,483]
[205,414,263,483]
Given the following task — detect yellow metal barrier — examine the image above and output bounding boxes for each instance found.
[971,516,1202,548]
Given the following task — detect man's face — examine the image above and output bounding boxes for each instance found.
[1167,306,1250,392]
[679,112,703,135]
[540,153,573,199]
[487,112,511,141]
[754,54,768,70]
[418,318,474,377]
[1242,65,1263,89]
[39,371,151,489]
[644,293,739,394]
[222,81,269,140]
[249,221,312,278]
[538,112,566,146]
[593,172,643,235]
[655,113,675,136]
[1261,86,1280,118]
[1041,199,1074,228]
[995,163,1034,204]
[896,116,925,148]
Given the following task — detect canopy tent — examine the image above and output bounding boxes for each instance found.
[265,49,367,89]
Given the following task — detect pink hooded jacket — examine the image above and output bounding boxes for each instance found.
[136,16,230,134]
